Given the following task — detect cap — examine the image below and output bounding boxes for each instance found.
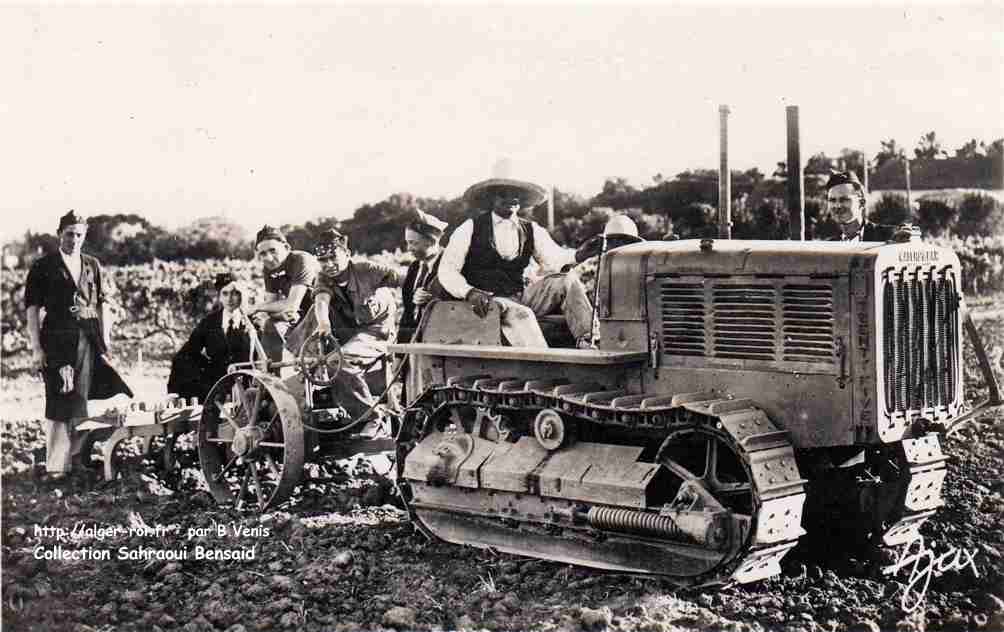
[255,225,287,247]
[214,272,237,291]
[58,210,88,233]
[314,228,349,259]
[825,170,864,190]
[406,208,448,239]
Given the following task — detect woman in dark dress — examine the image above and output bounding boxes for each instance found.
[25,210,133,479]
[167,273,253,402]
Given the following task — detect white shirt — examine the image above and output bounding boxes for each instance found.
[438,212,576,299]
[222,308,245,333]
[59,249,82,286]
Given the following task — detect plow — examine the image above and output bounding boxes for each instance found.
[65,228,1002,588]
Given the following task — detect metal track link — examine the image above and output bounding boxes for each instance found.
[402,377,808,586]
[882,434,948,546]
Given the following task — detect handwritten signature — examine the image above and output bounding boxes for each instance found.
[882,537,979,612]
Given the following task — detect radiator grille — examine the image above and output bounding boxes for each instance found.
[660,283,705,356]
[712,285,776,360]
[782,285,835,362]
[882,268,960,413]
[660,279,835,365]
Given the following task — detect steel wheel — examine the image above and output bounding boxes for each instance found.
[657,425,755,514]
[197,371,304,511]
[652,425,756,577]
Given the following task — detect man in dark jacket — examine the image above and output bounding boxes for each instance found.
[397,208,447,342]
[825,170,899,242]
[25,210,133,479]
[167,273,253,401]
[297,229,401,421]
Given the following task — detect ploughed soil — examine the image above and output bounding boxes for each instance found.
[2,317,1003,632]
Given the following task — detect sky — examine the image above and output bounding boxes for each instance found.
[1,2,1001,240]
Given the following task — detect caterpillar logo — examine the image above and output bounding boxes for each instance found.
[898,250,940,263]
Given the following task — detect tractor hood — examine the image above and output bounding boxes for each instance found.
[597,238,961,321]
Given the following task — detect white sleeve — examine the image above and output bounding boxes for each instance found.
[531,222,576,274]
[437,219,475,299]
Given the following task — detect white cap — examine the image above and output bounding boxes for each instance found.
[604,214,639,238]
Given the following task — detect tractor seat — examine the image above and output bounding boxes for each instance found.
[415,300,576,348]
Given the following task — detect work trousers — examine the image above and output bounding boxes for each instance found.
[496,272,593,347]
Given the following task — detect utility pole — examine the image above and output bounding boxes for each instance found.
[786,106,804,241]
[904,157,912,213]
[547,185,555,231]
[861,150,869,194]
[718,105,732,239]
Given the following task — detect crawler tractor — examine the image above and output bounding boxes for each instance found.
[390,234,1002,588]
[70,230,999,588]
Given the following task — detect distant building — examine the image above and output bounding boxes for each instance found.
[867,155,1004,207]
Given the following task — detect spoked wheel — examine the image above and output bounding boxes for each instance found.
[654,425,757,578]
[198,371,305,511]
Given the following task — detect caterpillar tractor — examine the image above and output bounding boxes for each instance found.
[389,225,1002,588]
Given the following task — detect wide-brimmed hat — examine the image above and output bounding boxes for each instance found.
[463,178,548,210]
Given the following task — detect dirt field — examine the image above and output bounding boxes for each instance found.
[2,317,1003,632]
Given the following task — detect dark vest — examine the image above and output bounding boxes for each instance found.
[460,212,534,298]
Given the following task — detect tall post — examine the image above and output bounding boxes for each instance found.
[718,105,732,239]
[861,150,869,194]
[548,185,555,231]
[786,106,805,241]
[904,157,912,214]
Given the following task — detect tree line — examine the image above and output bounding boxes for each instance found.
[8,133,1002,266]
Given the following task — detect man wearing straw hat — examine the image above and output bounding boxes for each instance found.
[24,210,133,480]
[437,177,597,348]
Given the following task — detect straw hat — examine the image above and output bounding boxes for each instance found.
[463,178,549,210]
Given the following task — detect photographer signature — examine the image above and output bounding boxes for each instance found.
[883,536,979,612]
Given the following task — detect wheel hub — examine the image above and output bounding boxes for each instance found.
[231,426,265,457]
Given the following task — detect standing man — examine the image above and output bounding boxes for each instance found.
[397,208,448,342]
[25,211,133,480]
[307,229,402,421]
[250,225,319,363]
[437,177,597,348]
[824,171,898,242]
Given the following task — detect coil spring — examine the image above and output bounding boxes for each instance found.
[586,506,685,539]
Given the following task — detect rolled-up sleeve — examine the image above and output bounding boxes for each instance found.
[531,223,576,273]
[437,219,475,299]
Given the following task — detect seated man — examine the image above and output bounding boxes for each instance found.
[397,207,448,343]
[249,225,319,363]
[824,170,903,242]
[437,177,596,348]
[168,273,253,402]
[307,229,402,422]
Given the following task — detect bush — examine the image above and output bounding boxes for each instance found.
[870,193,911,227]
[954,193,1003,238]
[916,198,956,237]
